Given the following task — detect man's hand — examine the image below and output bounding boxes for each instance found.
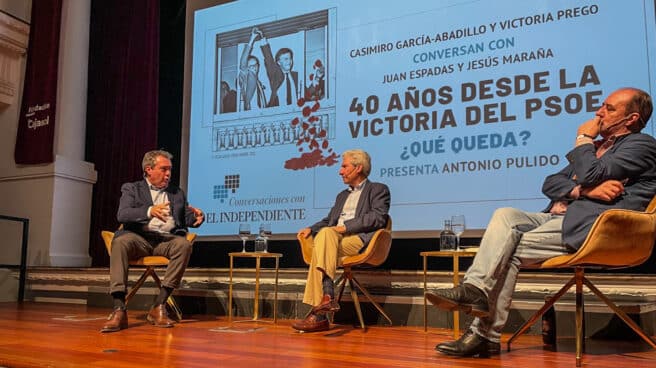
[333,225,346,234]
[250,27,265,44]
[249,27,262,44]
[549,201,569,215]
[581,180,625,202]
[189,206,204,226]
[150,202,171,221]
[569,185,581,200]
[298,228,311,238]
[577,116,601,138]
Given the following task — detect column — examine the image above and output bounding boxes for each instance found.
[49,0,96,266]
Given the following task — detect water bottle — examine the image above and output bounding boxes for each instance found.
[254,234,267,252]
[440,220,457,251]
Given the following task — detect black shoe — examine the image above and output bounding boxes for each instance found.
[436,329,500,357]
[425,284,489,317]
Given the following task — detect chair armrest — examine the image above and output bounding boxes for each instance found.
[101,231,115,255]
[542,208,656,268]
[297,233,314,265]
[342,228,392,268]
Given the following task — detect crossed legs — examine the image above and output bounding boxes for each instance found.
[427,207,573,355]
[293,227,363,332]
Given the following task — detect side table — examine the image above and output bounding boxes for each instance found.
[228,252,282,324]
[421,249,478,338]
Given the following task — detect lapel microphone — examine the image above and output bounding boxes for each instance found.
[600,115,631,133]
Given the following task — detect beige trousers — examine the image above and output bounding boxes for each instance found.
[302,227,364,306]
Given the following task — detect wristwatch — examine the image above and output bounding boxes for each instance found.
[576,134,594,140]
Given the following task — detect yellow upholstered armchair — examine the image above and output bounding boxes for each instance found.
[297,217,393,330]
[508,196,656,366]
[101,229,197,321]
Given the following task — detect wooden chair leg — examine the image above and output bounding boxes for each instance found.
[335,272,348,303]
[350,275,392,326]
[149,269,182,321]
[166,295,183,322]
[125,267,155,306]
[348,278,366,331]
[125,267,183,321]
[507,275,576,351]
[149,268,164,289]
[575,268,584,367]
[333,274,344,291]
[509,267,656,368]
[583,276,656,349]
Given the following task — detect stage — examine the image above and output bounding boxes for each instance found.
[0,302,654,367]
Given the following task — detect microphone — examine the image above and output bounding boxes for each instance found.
[600,115,631,133]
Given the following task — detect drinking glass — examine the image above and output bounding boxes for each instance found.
[238,223,250,253]
[450,215,466,251]
[258,223,272,252]
[259,223,272,238]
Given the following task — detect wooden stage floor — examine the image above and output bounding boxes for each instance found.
[0,302,654,367]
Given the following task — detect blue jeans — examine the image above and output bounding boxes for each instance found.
[463,207,572,342]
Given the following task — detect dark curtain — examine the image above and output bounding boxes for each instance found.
[158,1,186,181]
[86,0,160,266]
[14,0,62,164]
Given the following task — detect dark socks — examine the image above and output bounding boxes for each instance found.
[111,292,126,309]
[322,275,334,299]
[154,287,173,306]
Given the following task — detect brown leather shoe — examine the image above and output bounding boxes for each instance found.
[100,307,128,333]
[147,304,175,328]
[311,294,340,314]
[291,313,329,332]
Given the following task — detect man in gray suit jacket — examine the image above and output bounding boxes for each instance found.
[292,149,391,332]
[426,87,656,357]
[101,150,204,333]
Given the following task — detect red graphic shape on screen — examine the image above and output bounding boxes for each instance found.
[284,59,336,171]
[285,149,339,170]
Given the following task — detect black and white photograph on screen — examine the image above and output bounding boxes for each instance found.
[213,9,330,117]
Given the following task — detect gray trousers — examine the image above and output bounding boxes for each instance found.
[463,207,572,342]
[109,231,193,295]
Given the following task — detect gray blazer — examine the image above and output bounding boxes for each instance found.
[542,133,656,250]
[310,181,391,251]
[115,180,199,238]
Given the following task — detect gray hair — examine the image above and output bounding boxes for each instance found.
[142,150,173,173]
[343,149,371,177]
